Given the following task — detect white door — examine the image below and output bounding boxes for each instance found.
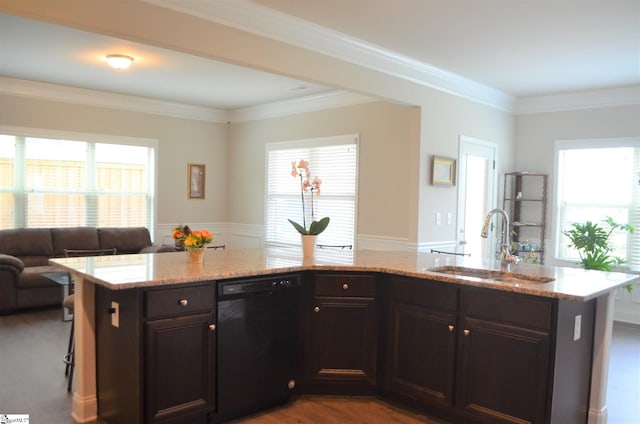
[456,137,497,259]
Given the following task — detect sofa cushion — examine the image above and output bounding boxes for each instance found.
[0,228,53,258]
[17,265,63,289]
[98,227,152,254]
[52,227,100,257]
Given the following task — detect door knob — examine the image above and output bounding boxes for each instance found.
[314,306,320,313]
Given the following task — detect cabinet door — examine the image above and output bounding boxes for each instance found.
[309,296,377,388]
[145,312,215,423]
[387,301,456,408]
[456,317,550,424]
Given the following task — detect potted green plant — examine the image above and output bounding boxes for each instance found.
[563,216,635,292]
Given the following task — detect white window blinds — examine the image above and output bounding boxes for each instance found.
[0,132,155,231]
[556,140,640,270]
[265,135,358,247]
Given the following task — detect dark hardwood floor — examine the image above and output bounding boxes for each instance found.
[1,308,638,423]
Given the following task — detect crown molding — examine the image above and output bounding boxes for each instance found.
[230,90,377,122]
[516,85,640,115]
[1,77,380,124]
[144,0,515,113]
[0,77,230,123]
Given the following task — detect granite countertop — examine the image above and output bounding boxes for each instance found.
[49,248,640,301]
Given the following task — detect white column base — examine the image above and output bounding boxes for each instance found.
[588,293,614,424]
[71,276,98,423]
[71,392,98,423]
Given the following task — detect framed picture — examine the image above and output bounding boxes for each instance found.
[188,163,206,199]
[432,156,456,186]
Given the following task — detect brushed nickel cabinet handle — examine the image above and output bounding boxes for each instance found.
[342,283,349,290]
[209,324,216,331]
[448,325,455,332]
[178,299,188,306]
[314,306,320,313]
[464,329,470,336]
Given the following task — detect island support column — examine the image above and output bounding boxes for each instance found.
[71,275,98,423]
[588,292,614,424]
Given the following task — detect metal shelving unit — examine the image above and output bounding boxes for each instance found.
[503,172,547,264]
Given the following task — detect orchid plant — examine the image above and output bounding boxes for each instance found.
[288,159,330,235]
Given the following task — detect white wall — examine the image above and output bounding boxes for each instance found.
[228,101,419,248]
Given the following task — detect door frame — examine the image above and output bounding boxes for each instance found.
[456,136,498,258]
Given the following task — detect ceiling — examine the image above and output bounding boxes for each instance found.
[1,0,639,111]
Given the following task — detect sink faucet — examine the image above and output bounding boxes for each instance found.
[480,208,520,272]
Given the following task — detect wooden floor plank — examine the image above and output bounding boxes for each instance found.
[232,395,450,423]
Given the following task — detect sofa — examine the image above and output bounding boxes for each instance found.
[0,227,173,314]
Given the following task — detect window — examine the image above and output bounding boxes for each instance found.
[555,138,640,270]
[265,135,358,247]
[0,130,156,231]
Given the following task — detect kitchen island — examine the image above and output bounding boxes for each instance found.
[50,248,639,424]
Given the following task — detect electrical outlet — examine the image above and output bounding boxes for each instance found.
[447,212,452,225]
[573,314,581,341]
[436,212,442,225]
[111,301,120,328]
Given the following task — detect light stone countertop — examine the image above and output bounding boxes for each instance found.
[49,248,640,301]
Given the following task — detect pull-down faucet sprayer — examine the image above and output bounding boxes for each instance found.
[480,208,520,272]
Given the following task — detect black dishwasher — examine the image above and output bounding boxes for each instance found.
[214,274,300,423]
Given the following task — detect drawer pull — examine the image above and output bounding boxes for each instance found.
[464,329,470,336]
[342,283,349,290]
[178,299,188,306]
[209,324,216,331]
[448,325,455,332]
[314,306,320,313]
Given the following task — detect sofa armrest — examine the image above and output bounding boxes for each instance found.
[139,245,176,254]
[0,254,25,276]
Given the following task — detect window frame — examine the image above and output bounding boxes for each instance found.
[264,134,359,248]
[0,125,158,234]
[553,137,640,270]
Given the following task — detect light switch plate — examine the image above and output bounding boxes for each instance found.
[111,301,120,328]
[573,314,581,341]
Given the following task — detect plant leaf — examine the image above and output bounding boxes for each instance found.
[288,219,309,235]
[308,217,330,235]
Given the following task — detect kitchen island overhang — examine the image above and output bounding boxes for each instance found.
[50,248,639,424]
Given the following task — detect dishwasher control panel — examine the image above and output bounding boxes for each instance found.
[218,273,300,298]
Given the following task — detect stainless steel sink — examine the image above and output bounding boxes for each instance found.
[428,266,554,285]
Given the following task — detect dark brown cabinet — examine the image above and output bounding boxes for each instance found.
[95,283,216,424]
[385,277,595,424]
[94,270,597,424]
[301,273,378,394]
[144,285,216,424]
[145,312,215,423]
[386,277,457,408]
[455,288,553,424]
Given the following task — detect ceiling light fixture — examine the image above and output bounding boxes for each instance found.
[106,54,134,70]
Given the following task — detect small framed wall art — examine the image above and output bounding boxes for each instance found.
[188,163,206,199]
[432,156,456,186]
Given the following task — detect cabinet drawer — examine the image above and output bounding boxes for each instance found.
[314,274,376,297]
[145,285,214,319]
[390,277,458,312]
[462,288,553,330]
